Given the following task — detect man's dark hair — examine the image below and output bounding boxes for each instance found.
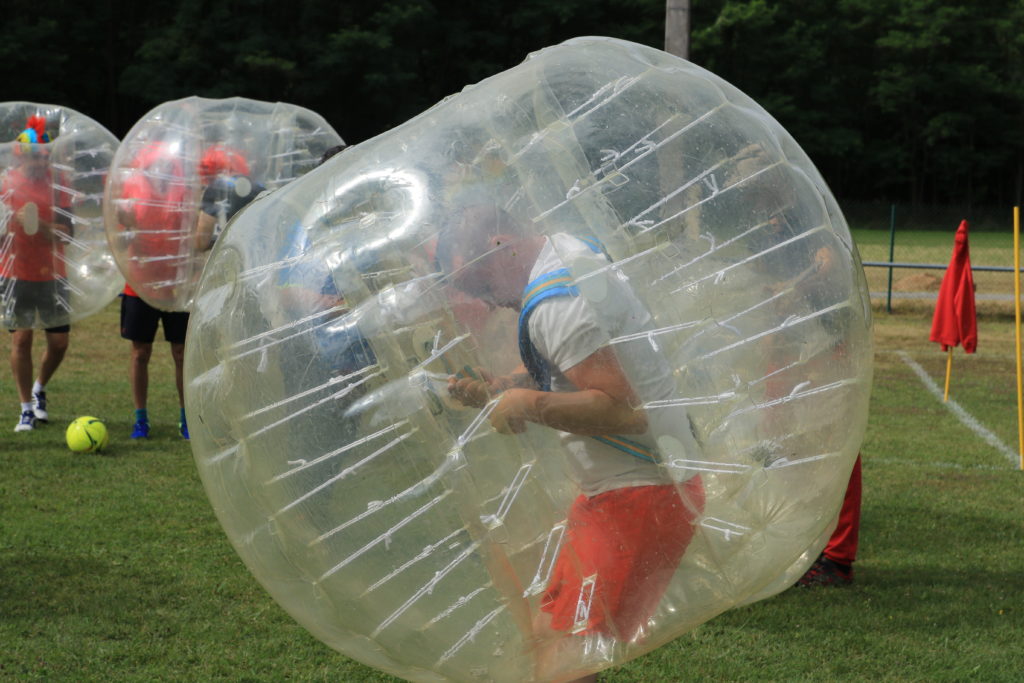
[319,144,348,167]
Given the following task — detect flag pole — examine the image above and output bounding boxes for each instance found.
[943,347,953,401]
[1014,206,1023,470]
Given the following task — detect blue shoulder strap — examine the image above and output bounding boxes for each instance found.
[518,267,578,392]
[576,234,611,259]
[516,238,658,464]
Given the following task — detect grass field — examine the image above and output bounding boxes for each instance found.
[852,228,1020,315]
[2,262,1022,680]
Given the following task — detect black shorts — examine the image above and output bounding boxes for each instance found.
[120,294,189,344]
[2,278,71,331]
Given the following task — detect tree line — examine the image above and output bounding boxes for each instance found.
[3,0,1022,211]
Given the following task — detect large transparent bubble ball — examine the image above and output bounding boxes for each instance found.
[1,102,122,329]
[185,37,872,682]
[102,96,343,311]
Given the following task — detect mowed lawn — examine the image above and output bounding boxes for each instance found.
[853,227,1020,309]
[1,277,1022,680]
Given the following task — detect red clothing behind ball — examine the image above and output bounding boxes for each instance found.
[823,455,861,566]
[1,167,65,281]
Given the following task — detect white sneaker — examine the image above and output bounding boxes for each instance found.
[15,410,36,432]
[32,391,48,422]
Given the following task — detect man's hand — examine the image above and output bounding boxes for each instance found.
[448,366,538,409]
[489,389,528,434]
[447,367,495,408]
[447,349,646,437]
[814,246,834,274]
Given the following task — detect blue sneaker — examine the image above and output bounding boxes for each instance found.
[14,410,36,432]
[179,418,189,440]
[32,391,48,422]
[131,419,150,439]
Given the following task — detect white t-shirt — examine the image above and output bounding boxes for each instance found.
[527,234,696,496]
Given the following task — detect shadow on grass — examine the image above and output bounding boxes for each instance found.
[0,550,185,624]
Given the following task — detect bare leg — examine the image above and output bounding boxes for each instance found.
[37,330,69,386]
[130,341,153,410]
[170,342,185,408]
[11,329,34,403]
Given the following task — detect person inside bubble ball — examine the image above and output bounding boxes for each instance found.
[758,216,862,588]
[774,230,862,590]
[115,142,191,440]
[730,142,862,589]
[439,204,705,680]
[275,144,377,389]
[195,145,264,252]
[2,116,72,433]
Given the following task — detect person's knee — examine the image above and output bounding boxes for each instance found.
[46,333,70,355]
[170,343,185,364]
[131,343,154,364]
[10,330,33,356]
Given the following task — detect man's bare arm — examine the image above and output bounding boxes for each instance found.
[484,347,647,436]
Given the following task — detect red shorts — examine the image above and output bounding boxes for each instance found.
[540,476,704,641]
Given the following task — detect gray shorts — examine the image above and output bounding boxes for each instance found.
[2,278,71,331]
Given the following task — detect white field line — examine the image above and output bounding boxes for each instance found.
[870,456,1007,472]
[896,351,1018,467]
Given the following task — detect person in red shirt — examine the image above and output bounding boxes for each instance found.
[2,117,72,432]
[114,142,191,440]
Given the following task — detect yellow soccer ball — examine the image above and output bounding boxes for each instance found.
[66,416,109,453]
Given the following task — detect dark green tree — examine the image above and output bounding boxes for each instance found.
[2,0,1023,209]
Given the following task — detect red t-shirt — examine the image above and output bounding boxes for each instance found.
[1,166,65,281]
[119,170,190,290]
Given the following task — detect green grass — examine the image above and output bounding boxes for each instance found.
[851,228,1021,314]
[847,227,1015,264]
[0,302,389,681]
[601,306,1024,681]
[852,228,1018,268]
[2,299,1022,681]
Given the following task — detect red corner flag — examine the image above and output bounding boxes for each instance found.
[930,219,977,353]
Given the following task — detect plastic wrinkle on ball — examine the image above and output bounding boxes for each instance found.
[184,37,873,682]
[0,102,123,329]
[102,97,344,311]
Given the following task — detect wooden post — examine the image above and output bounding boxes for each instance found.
[665,0,690,59]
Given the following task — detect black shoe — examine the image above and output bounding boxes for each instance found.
[796,553,853,587]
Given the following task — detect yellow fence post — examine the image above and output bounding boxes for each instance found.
[1014,206,1023,470]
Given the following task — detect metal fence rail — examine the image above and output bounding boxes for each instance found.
[863,261,1022,273]
[852,202,1021,312]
